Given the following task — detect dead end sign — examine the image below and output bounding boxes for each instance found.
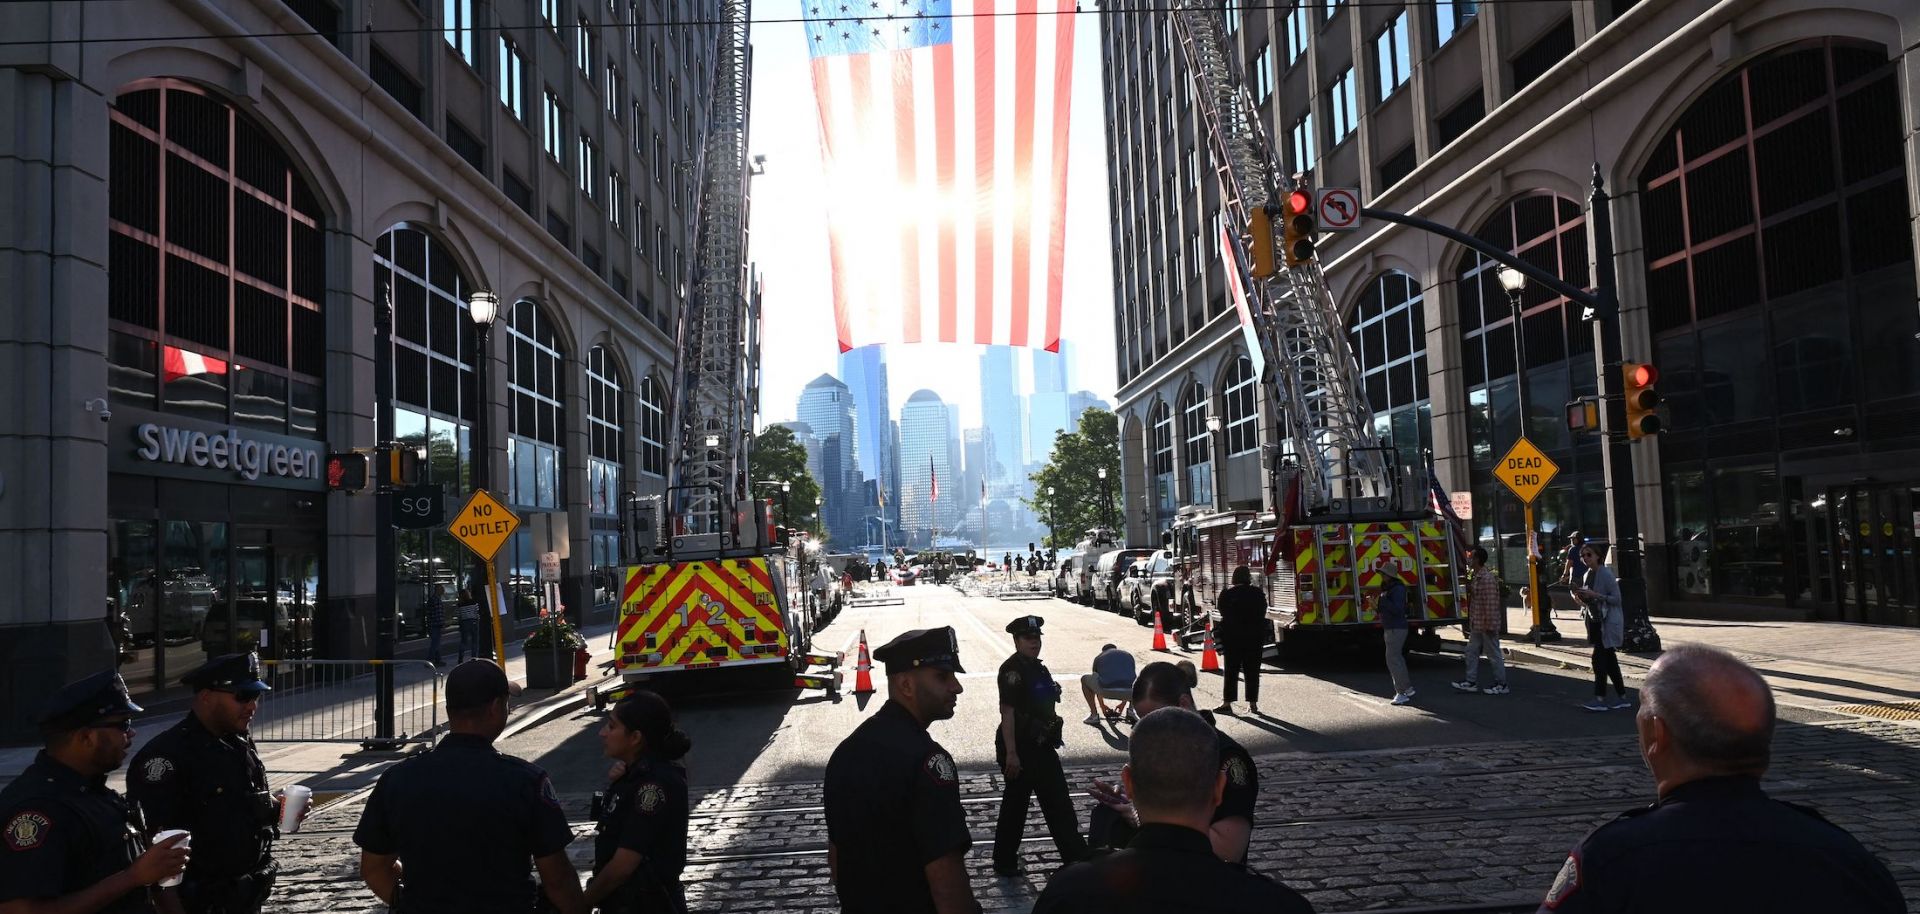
[1494,438,1560,504]
[449,489,521,560]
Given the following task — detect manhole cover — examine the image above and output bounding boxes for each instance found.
[1831,700,1920,721]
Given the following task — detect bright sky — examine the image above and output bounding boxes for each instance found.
[746,1,1117,430]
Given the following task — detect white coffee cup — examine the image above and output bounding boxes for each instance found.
[278,785,312,834]
[152,829,190,887]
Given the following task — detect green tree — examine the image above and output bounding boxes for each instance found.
[746,425,822,534]
[1026,408,1122,549]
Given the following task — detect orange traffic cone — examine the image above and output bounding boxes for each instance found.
[853,629,875,694]
[1200,619,1221,672]
[1152,610,1169,652]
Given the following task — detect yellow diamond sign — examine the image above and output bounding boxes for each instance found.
[448,489,521,560]
[1494,438,1559,505]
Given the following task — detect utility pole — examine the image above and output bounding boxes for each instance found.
[371,285,397,750]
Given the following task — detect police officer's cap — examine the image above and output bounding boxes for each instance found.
[37,671,143,732]
[873,627,966,676]
[1005,615,1045,637]
[180,652,273,694]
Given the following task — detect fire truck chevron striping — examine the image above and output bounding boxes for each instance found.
[618,558,789,672]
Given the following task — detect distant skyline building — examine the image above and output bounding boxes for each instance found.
[979,347,1025,486]
[771,420,822,485]
[1031,341,1073,395]
[796,374,861,544]
[899,390,957,544]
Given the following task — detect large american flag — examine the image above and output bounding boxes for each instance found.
[805,0,1074,353]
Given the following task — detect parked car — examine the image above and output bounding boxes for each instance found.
[1118,549,1177,625]
[1091,548,1153,610]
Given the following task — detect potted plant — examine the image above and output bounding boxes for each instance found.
[522,607,585,690]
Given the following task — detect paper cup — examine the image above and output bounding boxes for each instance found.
[278,785,312,833]
[153,829,190,886]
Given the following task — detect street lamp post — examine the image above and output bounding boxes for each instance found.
[1098,467,1114,535]
[1046,485,1056,549]
[1205,415,1223,510]
[1499,266,1560,643]
[815,495,823,536]
[466,291,504,666]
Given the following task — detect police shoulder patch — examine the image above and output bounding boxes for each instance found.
[4,811,51,851]
[536,774,561,809]
[1226,755,1251,787]
[1543,851,1580,909]
[1001,669,1020,687]
[143,756,175,783]
[923,750,958,786]
[636,783,665,814]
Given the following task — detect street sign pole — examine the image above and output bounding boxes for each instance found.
[371,287,398,751]
[1494,438,1561,644]
[485,562,506,674]
[449,489,522,674]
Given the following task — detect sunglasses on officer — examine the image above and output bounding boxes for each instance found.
[90,718,136,733]
[216,688,266,704]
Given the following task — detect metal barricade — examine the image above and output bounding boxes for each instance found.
[252,660,443,743]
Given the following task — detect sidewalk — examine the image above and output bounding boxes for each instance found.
[1444,604,1920,709]
[0,619,624,802]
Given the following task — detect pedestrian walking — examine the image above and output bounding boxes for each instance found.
[1213,565,1268,716]
[1452,548,1510,695]
[1375,558,1415,705]
[1035,708,1313,914]
[992,615,1088,875]
[127,653,283,914]
[582,691,692,914]
[823,627,976,914]
[1087,661,1257,864]
[1570,544,1631,711]
[1078,644,1137,724]
[0,672,190,914]
[353,660,583,914]
[422,590,445,667]
[1539,646,1903,913]
[455,589,482,663]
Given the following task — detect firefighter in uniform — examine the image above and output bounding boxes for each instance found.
[353,660,583,914]
[823,627,977,914]
[0,671,190,914]
[1539,645,1903,913]
[991,615,1088,876]
[582,690,692,914]
[127,653,280,914]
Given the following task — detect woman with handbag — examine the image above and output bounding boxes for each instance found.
[1570,544,1632,711]
[1213,565,1268,716]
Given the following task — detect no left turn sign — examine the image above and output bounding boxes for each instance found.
[1316,187,1361,231]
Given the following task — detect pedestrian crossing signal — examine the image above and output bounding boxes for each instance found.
[384,443,427,487]
[326,453,371,492]
[1622,362,1662,440]
[1282,188,1316,267]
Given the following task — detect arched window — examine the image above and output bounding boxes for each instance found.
[506,299,566,510]
[586,346,625,516]
[1149,400,1174,519]
[1636,39,1914,606]
[1348,271,1431,469]
[1222,356,1258,456]
[1456,193,1595,581]
[1180,384,1212,505]
[107,81,326,435]
[637,375,666,477]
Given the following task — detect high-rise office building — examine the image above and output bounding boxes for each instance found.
[839,344,899,538]
[796,374,860,544]
[979,347,1025,484]
[898,390,957,544]
[1102,1,1920,624]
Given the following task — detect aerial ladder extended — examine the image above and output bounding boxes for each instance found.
[601,1,839,701]
[1164,5,1468,652]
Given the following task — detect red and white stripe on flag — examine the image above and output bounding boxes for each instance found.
[162,345,229,383]
[929,457,940,504]
[807,0,1074,353]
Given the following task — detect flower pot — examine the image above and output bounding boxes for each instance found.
[524,646,573,690]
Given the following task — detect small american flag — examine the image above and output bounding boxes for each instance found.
[929,456,939,504]
[804,0,1075,353]
[1427,463,1475,558]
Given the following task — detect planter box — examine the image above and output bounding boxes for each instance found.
[523,646,574,690]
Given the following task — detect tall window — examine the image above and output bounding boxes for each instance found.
[1286,4,1310,65]
[578,134,597,196]
[1348,272,1430,470]
[1150,401,1175,514]
[1376,11,1410,101]
[1329,67,1358,143]
[541,0,560,30]
[505,299,566,512]
[107,82,325,436]
[1290,112,1315,170]
[635,199,648,255]
[1222,356,1258,456]
[1180,385,1213,506]
[586,346,625,518]
[543,91,564,159]
[443,0,474,65]
[1223,0,1239,35]
[609,172,625,228]
[1433,0,1478,49]
[500,37,525,119]
[576,16,596,74]
[607,66,622,116]
[638,375,666,476]
[1250,43,1274,106]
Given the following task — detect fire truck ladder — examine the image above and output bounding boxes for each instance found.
[669,0,753,542]
[1170,5,1394,514]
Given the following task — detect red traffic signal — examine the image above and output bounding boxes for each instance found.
[1621,361,1663,440]
[326,453,371,492]
[1282,189,1316,266]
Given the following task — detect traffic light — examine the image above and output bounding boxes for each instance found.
[1621,362,1662,440]
[1282,188,1316,267]
[1247,203,1277,278]
[326,453,371,493]
[385,443,426,487]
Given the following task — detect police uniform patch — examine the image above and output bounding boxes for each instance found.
[1544,852,1580,909]
[4,811,50,851]
[1226,755,1250,787]
[636,783,664,813]
[143,756,174,783]
[924,751,958,786]
[537,775,561,809]
[1001,669,1020,687]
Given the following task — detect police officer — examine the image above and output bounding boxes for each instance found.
[1033,708,1312,914]
[127,653,278,914]
[0,672,190,914]
[1540,645,1903,913]
[823,627,976,914]
[991,615,1087,876]
[581,690,692,914]
[1087,661,1255,863]
[354,660,584,914]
